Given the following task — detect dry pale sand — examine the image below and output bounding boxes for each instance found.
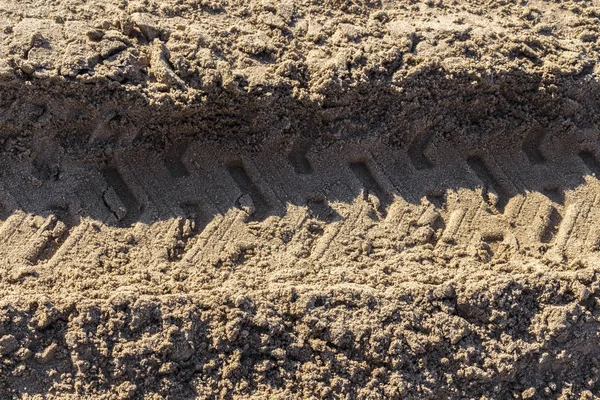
[1,0,600,398]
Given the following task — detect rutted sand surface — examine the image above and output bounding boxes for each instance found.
[1,0,600,399]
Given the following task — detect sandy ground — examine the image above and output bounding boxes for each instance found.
[1,0,600,399]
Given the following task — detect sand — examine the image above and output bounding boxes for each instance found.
[1,0,600,398]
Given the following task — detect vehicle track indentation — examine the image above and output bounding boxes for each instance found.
[349,161,392,217]
[101,167,143,226]
[579,150,600,177]
[24,214,72,265]
[226,161,270,220]
[522,128,546,164]
[467,156,510,213]
[288,140,313,174]
[164,143,191,178]
[539,205,562,244]
[408,131,433,170]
